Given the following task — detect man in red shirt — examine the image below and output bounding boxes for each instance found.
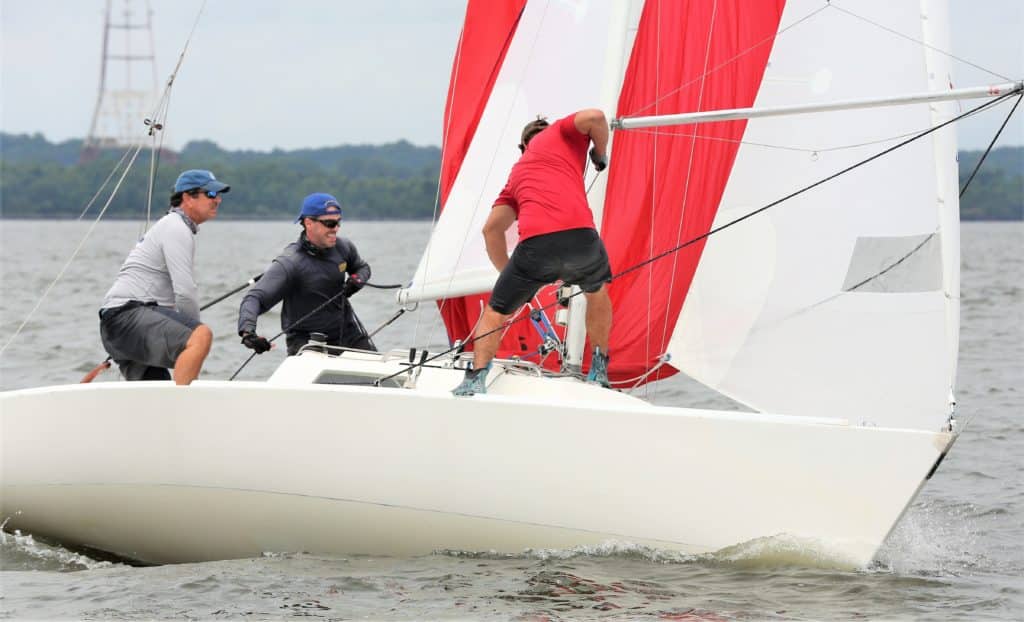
[453,108,612,396]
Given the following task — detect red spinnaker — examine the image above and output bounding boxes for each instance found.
[602,0,785,384]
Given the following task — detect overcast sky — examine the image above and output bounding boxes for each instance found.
[1,0,1021,151]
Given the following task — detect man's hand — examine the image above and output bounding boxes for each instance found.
[342,273,365,298]
[240,331,272,354]
[589,147,608,172]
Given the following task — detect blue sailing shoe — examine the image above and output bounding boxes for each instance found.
[586,347,610,388]
[452,363,491,396]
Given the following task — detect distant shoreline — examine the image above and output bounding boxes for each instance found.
[1,133,1020,221]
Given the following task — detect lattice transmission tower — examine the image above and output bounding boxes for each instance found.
[81,0,159,162]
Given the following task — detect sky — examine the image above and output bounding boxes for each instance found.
[1,0,1021,152]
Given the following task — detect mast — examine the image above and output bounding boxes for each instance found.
[920,0,962,425]
[563,0,641,372]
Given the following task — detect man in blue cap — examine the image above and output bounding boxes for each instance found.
[99,169,230,384]
[237,192,375,355]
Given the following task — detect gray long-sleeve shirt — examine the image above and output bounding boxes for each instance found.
[101,209,201,320]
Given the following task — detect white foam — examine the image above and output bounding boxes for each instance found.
[0,527,117,571]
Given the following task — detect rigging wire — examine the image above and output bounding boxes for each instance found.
[417,1,553,354]
[627,1,1012,131]
[626,3,829,118]
[140,0,206,234]
[959,93,1023,198]
[0,1,209,358]
[374,85,1023,386]
[652,0,719,401]
[81,272,266,382]
[227,280,409,380]
[611,90,1018,285]
[830,3,1013,82]
[665,91,1022,337]
[76,145,136,220]
[0,145,145,357]
[413,9,466,352]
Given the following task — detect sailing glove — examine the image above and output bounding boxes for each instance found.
[342,273,365,298]
[589,147,608,172]
[240,331,272,354]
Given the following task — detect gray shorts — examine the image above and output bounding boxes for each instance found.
[99,303,200,381]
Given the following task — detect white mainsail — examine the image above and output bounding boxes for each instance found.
[669,1,961,431]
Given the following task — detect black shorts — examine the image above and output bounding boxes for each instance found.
[490,228,612,315]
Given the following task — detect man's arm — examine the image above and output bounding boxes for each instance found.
[237,259,290,335]
[482,204,518,273]
[344,240,371,283]
[573,108,609,158]
[340,239,371,297]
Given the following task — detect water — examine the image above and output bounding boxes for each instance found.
[1,220,1021,620]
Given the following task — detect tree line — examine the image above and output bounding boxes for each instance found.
[0,133,442,220]
[0,132,1020,220]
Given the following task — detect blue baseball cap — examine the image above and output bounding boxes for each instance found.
[174,169,231,194]
[295,193,343,223]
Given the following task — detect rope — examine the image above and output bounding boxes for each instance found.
[653,0,718,401]
[829,3,1013,83]
[626,3,829,118]
[959,93,1023,198]
[374,86,1022,386]
[611,89,1020,285]
[414,11,465,350]
[418,2,551,353]
[80,273,265,382]
[228,280,408,380]
[0,145,144,357]
[76,146,135,220]
[362,281,403,290]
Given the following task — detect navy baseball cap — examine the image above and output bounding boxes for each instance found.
[296,193,343,223]
[174,169,231,194]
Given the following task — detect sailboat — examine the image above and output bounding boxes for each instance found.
[2,0,1020,566]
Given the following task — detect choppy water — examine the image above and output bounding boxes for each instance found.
[0,220,1021,621]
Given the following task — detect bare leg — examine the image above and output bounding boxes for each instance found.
[584,285,612,351]
[173,324,212,385]
[472,305,511,370]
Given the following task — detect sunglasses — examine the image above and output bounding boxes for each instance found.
[188,189,223,199]
[314,218,341,229]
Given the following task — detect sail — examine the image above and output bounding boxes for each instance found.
[439,0,527,207]
[401,0,638,358]
[663,0,960,430]
[602,0,786,384]
[432,0,529,354]
[403,0,960,432]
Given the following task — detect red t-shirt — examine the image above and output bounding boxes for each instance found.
[493,114,595,241]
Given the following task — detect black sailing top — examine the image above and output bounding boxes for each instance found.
[238,232,371,345]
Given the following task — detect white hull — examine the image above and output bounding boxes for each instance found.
[1,351,953,566]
